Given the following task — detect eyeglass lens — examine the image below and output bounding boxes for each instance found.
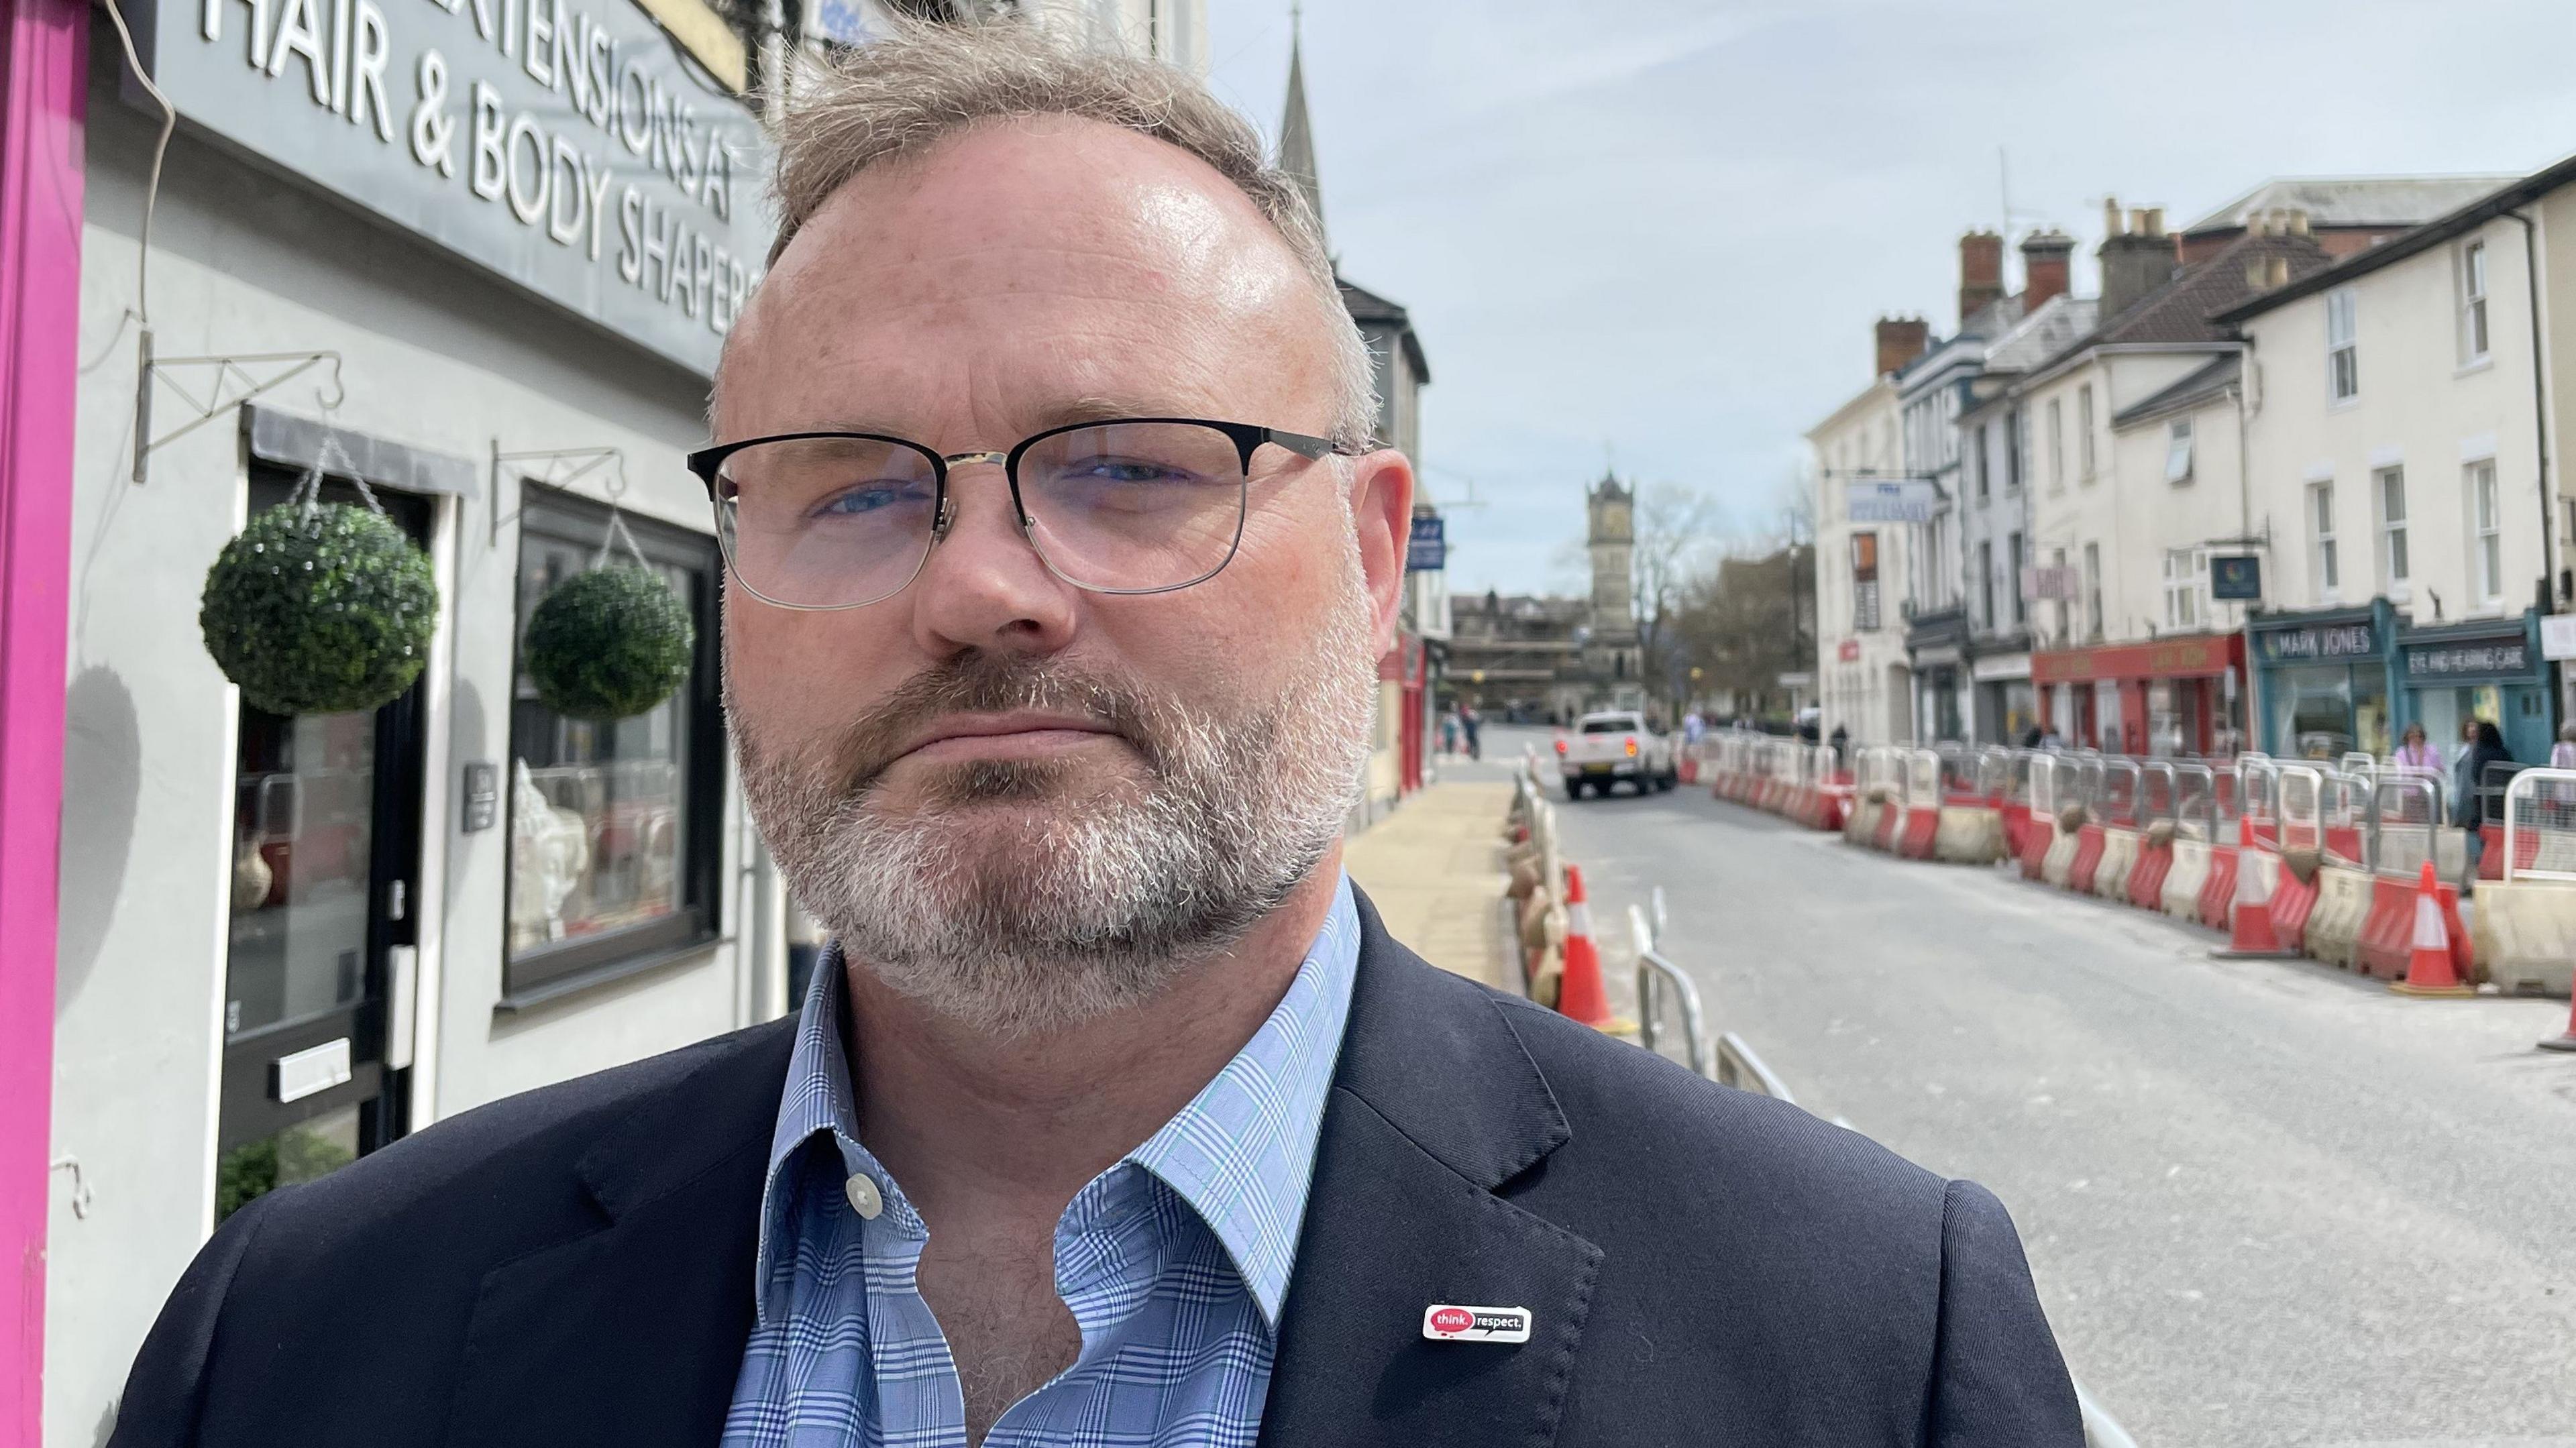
[714,422,1252,607]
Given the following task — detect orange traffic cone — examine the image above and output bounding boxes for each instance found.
[1552,865,1630,1033]
[2391,862,2474,997]
[2540,994,2576,1052]
[2212,849,2294,959]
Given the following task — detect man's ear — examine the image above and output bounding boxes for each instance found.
[1348,449,1417,657]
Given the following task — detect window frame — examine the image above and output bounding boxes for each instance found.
[1978,538,1995,630]
[2008,408,2026,492]
[2162,547,2204,630]
[2008,531,2027,626]
[2326,287,2359,402]
[501,486,729,1003]
[2374,464,2408,593]
[2078,384,2096,480]
[2047,398,2065,488]
[2460,239,2491,364]
[2469,459,2503,602]
[2310,480,2339,602]
[2164,417,2194,484]
[2083,540,2103,641]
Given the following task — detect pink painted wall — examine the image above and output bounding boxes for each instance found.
[0,0,84,1432]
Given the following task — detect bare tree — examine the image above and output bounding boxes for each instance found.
[1630,484,1722,710]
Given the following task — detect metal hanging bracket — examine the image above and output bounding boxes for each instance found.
[488,443,631,547]
[131,330,346,484]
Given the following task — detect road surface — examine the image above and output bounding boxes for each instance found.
[1462,726,2576,1448]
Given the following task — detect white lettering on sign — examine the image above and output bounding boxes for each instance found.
[186,0,759,352]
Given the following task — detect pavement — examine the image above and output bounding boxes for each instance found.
[1470,724,2576,1448]
[1342,771,1518,991]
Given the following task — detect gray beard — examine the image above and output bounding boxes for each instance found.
[733,557,1379,1040]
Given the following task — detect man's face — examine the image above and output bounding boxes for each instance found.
[716,118,1411,1035]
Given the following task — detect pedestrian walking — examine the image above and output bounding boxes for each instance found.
[1460,702,1482,760]
[2394,722,2443,775]
[111,25,2078,1448]
[2454,719,2514,889]
[1438,710,1460,757]
[1829,722,1849,769]
[2553,722,2576,772]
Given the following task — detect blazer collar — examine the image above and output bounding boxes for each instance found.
[442,1020,796,1448]
[1258,889,1598,1448]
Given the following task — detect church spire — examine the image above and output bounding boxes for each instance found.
[1277,5,1327,253]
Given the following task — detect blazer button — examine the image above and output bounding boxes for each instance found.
[846,1174,883,1220]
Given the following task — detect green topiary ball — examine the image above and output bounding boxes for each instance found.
[199,502,439,717]
[524,564,696,720]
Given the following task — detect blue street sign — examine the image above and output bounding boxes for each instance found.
[1407,515,1446,572]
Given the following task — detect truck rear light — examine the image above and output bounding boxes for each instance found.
[1554,738,1568,755]
[1625,738,1638,757]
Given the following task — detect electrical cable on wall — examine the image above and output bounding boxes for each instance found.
[97,0,176,331]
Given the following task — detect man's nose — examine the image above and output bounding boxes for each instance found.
[906,459,1081,658]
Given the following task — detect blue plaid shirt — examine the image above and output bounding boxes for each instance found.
[722,875,1361,1447]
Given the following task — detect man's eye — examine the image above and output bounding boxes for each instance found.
[1071,458,1196,485]
[814,484,927,517]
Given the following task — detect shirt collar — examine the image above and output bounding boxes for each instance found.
[753,873,1363,1330]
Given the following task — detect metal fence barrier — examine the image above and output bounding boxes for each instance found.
[2278,763,2324,855]
[2175,761,2216,841]
[2504,767,2576,883]
[2368,770,2445,879]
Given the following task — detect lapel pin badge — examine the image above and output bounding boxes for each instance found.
[1421,1304,1532,1344]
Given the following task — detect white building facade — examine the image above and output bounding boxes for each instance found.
[1810,370,1916,745]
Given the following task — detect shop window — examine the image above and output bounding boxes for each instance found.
[2459,239,2490,364]
[2326,287,2359,402]
[504,489,724,1000]
[2310,481,2339,603]
[2469,459,2502,601]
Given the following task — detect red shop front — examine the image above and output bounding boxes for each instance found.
[2031,632,2247,755]
[1380,632,1426,794]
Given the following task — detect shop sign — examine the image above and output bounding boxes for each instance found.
[2033,634,2237,685]
[138,0,773,376]
[1837,638,1860,663]
[1405,515,1446,572]
[2542,614,2576,661]
[2024,565,2080,602]
[2403,636,2530,680]
[2253,620,2377,663]
[2210,555,2262,601]
[1845,478,1939,523]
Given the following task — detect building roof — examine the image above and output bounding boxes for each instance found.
[2182,174,2521,236]
[1983,292,2098,374]
[2112,353,2242,429]
[1338,277,1430,384]
[2083,229,2333,348]
[2214,152,2576,325]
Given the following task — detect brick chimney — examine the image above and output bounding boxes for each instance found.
[1875,316,1930,378]
[1958,230,2006,327]
[2019,229,2075,311]
[2096,197,2179,326]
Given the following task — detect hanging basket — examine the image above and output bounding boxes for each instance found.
[199,500,439,717]
[524,559,696,722]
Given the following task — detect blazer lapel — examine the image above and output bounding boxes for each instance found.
[1258,893,1601,1448]
[442,1021,795,1448]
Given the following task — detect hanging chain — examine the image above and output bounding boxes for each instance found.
[288,421,388,524]
[589,460,650,570]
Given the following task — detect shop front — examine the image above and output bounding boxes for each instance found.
[1907,605,1969,743]
[47,0,783,1435]
[1972,648,2035,745]
[2032,631,2247,756]
[2249,602,2402,759]
[2399,613,2555,765]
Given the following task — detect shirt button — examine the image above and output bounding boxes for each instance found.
[845,1174,883,1220]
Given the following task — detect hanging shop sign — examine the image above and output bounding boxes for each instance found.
[2253,618,2379,664]
[2210,554,2262,601]
[1845,478,1939,524]
[2540,613,2576,662]
[137,0,773,376]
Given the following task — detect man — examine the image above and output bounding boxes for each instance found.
[113,23,2080,1447]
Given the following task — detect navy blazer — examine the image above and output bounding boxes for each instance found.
[112,891,2082,1445]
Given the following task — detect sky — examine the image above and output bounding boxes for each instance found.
[1203,0,2576,598]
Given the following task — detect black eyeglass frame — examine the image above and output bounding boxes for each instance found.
[686,417,1360,610]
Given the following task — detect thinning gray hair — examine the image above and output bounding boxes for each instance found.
[758,21,1379,451]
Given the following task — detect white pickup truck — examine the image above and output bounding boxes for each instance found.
[1554,710,1677,798]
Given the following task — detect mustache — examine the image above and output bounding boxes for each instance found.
[822,652,1177,796]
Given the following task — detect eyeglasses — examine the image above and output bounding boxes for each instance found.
[688,418,1356,611]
